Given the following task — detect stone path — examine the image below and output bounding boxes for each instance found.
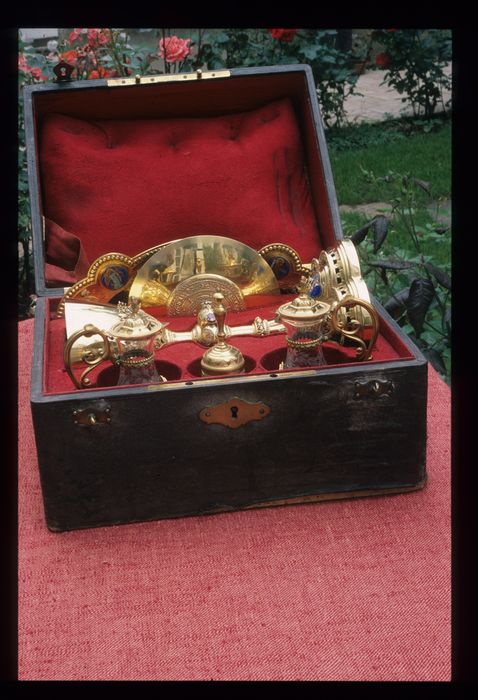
[342,64,452,123]
[339,198,452,228]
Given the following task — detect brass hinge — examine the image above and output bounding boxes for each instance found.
[107,69,231,88]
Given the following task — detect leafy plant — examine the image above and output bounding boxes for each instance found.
[345,169,451,381]
[372,29,452,119]
[18,38,51,318]
[196,28,358,127]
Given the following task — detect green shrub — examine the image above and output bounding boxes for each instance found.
[373,29,451,118]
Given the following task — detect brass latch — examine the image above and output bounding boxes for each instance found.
[353,379,394,399]
[73,406,112,426]
[107,69,230,88]
[199,397,270,429]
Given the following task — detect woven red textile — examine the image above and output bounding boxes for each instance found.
[18,318,450,680]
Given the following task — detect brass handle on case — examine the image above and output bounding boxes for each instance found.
[329,297,379,361]
[64,324,113,389]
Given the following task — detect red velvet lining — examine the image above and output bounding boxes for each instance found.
[44,218,91,286]
[43,298,414,396]
[40,98,321,285]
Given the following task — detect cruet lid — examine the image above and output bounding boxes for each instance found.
[108,297,165,340]
[276,277,330,327]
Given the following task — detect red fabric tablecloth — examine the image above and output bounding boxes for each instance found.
[18,318,450,680]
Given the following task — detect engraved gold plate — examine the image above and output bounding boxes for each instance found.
[169,274,245,316]
[129,235,280,315]
[199,397,270,429]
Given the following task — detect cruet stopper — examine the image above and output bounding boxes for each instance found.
[200,293,245,376]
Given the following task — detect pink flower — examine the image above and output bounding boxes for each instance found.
[18,54,29,72]
[68,28,84,43]
[30,67,47,81]
[86,28,111,47]
[18,54,47,81]
[159,35,191,63]
[87,28,100,46]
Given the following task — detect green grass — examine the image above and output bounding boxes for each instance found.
[328,121,451,205]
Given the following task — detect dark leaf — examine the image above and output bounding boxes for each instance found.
[368,259,414,270]
[383,287,410,318]
[405,278,435,336]
[349,221,373,245]
[407,332,426,350]
[372,215,389,253]
[414,178,431,196]
[424,262,451,290]
[434,225,450,235]
[422,348,447,375]
[214,31,231,43]
[379,267,388,285]
[444,306,451,334]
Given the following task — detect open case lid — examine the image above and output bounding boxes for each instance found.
[23,64,343,299]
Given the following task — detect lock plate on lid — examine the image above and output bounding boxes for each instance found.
[199,397,270,429]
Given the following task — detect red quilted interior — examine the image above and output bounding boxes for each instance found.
[39,98,321,285]
[43,298,414,395]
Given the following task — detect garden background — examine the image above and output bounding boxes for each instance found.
[18,28,452,381]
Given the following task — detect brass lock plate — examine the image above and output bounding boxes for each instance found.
[73,406,111,426]
[353,378,394,399]
[199,397,270,429]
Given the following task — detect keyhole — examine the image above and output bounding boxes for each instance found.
[230,406,239,419]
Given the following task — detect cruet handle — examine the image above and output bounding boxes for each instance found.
[64,324,113,389]
[328,297,379,361]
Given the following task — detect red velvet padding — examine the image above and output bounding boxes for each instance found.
[43,299,414,395]
[40,98,321,285]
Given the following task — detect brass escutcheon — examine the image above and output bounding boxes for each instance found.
[199,397,270,429]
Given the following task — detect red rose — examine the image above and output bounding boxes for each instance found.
[387,29,397,32]
[98,30,110,45]
[30,67,47,81]
[88,66,116,80]
[159,35,192,63]
[59,49,79,65]
[376,52,390,67]
[268,28,298,42]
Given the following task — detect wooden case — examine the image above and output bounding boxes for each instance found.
[24,65,427,531]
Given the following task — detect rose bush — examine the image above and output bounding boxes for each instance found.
[373,29,451,118]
